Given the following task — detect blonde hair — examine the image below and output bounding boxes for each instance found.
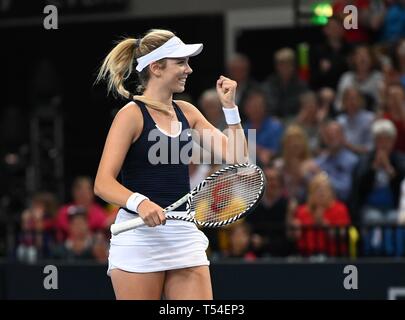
[96,29,176,114]
[282,125,311,161]
[275,48,295,63]
[307,172,335,213]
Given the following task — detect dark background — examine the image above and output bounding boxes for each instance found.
[0,14,225,204]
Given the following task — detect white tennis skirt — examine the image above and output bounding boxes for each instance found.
[107,208,210,275]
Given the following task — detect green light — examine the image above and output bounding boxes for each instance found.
[310,2,333,25]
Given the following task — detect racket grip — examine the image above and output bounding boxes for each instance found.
[110,216,145,235]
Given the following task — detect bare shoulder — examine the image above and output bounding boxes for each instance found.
[174,100,201,127]
[174,99,198,112]
[111,101,143,141]
[116,100,142,118]
[113,101,143,126]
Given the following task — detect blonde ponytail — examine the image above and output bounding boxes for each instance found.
[96,38,136,99]
[96,29,177,115]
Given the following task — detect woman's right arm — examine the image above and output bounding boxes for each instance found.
[94,102,166,227]
[94,102,140,206]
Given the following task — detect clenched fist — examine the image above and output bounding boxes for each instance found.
[216,75,237,108]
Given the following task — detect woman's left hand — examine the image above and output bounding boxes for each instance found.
[216,75,237,108]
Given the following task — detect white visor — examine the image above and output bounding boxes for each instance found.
[135,36,203,72]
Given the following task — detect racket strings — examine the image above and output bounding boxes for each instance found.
[192,167,263,224]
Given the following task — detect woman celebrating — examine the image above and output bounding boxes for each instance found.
[94,29,247,299]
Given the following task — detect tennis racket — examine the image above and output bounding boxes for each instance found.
[110,163,265,235]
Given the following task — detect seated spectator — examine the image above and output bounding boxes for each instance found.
[261,48,308,120]
[274,125,317,204]
[16,192,58,263]
[55,176,108,241]
[352,119,405,225]
[289,173,351,257]
[198,88,226,131]
[316,121,359,203]
[245,166,295,257]
[221,221,256,261]
[293,91,328,155]
[226,53,260,120]
[335,45,383,112]
[318,87,338,118]
[337,87,375,154]
[242,90,284,166]
[51,207,107,261]
[92,230,109,264]
[381,83,405,153]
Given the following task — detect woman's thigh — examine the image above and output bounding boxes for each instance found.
[110,268,166,300]
[163,265,212,300]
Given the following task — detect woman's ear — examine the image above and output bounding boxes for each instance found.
[149,62,162,77]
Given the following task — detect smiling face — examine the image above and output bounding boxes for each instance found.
[155,57,193,93]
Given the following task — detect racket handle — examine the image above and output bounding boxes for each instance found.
[110,216,145,235]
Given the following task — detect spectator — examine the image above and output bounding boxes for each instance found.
[310,16,350,90]
[245,166,294,257]
[337,87,375,154]
[51,207,103,261]
[274,125,318,204]
[226,53,260,118]
[316,121,359,203]
[335,45,383,112]
[392,39,405,88]
[261,48,308,120]
[16,192,58,263]
[242,90,284,166]
[376,0,405,44]
[293,91,328,155]
[318,87,338,118]
[198,88,226,131]
[223,221,256,260]
[55,176,108,241]
[352,119,405,224]
[290,172,351,257]
[381,83,405,153]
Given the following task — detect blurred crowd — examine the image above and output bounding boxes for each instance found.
[11,0,405,263]
[192,1,405,260]
[16,177,116,264]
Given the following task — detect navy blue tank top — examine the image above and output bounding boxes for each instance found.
[121,100,192,212]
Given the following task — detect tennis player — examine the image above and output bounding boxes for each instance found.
[94,29,247,300]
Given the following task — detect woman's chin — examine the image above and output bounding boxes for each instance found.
[174,85,186,93]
